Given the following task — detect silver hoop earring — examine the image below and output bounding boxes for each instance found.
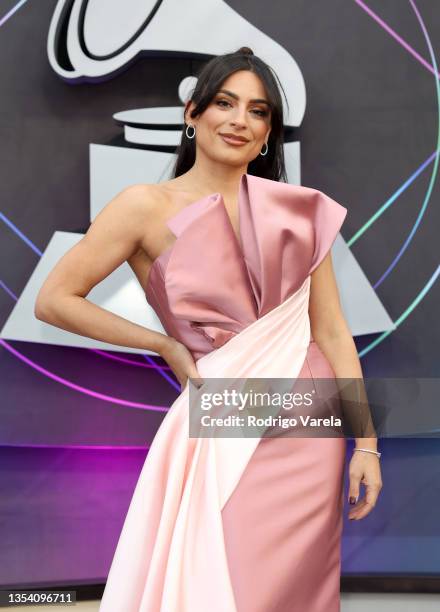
[185,124,196,139]
[260,142,268,156]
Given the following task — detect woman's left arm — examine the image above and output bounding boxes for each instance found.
[308,252,383,521]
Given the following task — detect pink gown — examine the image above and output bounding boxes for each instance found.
[99,173,348,612]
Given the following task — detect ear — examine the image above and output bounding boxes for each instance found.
[184,100,196,124]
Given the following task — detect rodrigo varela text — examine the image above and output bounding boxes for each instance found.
[200,414,342,429]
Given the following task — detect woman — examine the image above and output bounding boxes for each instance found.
[35,47,382,611]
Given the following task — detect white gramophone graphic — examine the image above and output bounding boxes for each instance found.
[1,0,394,354]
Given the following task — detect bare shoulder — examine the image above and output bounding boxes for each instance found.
[112,182,169,218]
[113,178,193,240]
[79,183,170,265]
[124,180,191,216]
[119,182,179,291]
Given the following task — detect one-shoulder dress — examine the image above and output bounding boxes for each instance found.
[99,173,348,612]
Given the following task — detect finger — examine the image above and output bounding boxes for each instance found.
[359,483,381,516]
[348,497,367,518]
[348,471,362,505]
[348,499,375,520]
[189,377,204,389]
[189,366,204,388]
[349,484,381,520]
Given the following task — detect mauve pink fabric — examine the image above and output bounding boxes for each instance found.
[145,173,347,359]
[99,173,348,612]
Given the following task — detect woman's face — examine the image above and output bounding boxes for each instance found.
[186,70,272,167]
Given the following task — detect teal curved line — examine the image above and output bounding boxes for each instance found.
[358,265,440,357]
[358,0,440,358]
[347,151,437,247]
[0,0,29,28]
[349,1,440,250]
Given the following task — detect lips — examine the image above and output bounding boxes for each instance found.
[219,133,249,145]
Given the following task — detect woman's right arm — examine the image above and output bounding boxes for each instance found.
[34,184,167,355]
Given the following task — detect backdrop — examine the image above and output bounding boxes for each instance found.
[0,0,439,590]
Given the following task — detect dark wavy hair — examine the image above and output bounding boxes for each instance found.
[172,46,288,182]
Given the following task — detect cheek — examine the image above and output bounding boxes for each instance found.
[255,120,270,138]
[200,106,224,131]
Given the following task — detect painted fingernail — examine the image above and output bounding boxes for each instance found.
[349,496,356,505]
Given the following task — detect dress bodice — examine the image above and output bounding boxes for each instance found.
[145,173,347,360]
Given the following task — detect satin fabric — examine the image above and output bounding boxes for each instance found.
[99,174,348,612]
[145,173,347,360]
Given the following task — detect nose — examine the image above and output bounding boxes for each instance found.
[229,104,248,128]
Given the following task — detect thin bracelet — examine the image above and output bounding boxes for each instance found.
[354,448,381,459]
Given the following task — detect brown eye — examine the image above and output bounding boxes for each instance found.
[252,109,268,117]
[216,99,231,108]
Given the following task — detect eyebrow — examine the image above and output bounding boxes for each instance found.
[217,89,271,107]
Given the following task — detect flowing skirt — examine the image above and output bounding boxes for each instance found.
[99,277,346,612]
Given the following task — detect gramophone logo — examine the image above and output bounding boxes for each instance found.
[1,0,394,354]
